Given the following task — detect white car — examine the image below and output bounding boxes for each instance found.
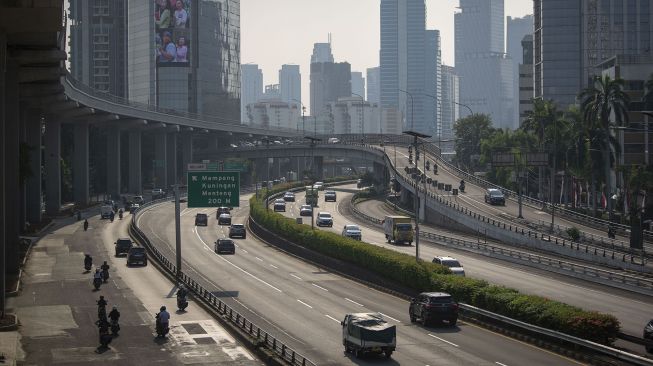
[342,224,362,240]
[316,212,333,227]
[313,181,325,191]
[432,256,465,276]
[299,204,313,216]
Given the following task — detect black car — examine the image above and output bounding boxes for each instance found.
[114,238,133,257]
[195,213,208,226]
[127,247,148,266]
[484,188,506,206]
[645,319,653,353]
[409,292,458,326]
[215,238,235,254]
[228,224,246,239]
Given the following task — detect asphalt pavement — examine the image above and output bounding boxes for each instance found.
[2,209,260,366]
[138,192,584,365]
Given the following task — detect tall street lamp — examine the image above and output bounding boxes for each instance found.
[403,130,431,263]
[453,101,473,116]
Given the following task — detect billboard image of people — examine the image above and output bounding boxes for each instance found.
[155,0,191,66]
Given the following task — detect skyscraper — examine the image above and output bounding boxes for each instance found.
[519,35,534,126]
[425,29,442,137]
[351,71,365,98]
[279,64,301,105]
[455,0,515,129]
[380,0,436,136]
[69,0,127,97]
[310,41,334,63]
[128,0,240,121]
[310,62,351,115]
[241,64,263,124]
[441,65,459,145]
[366,67,380,105]
[534,0,653,109]
[507,15,533,125]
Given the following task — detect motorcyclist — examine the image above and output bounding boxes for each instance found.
[97,295,108,321]
[93,269,103,290]
[84,254,93,271]
[109,211,115,222]
[118,209,123,220]
[459,179,466,192]
[83,219,89,231]
[156,306,170,338]
[176,286,188,310]
[608,225,616,239]
[100,261,110,283]
[97,318,112,349]
[108,305,120,336]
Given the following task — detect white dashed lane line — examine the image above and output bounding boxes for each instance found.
[378,312,401,323]
[290,274,303,280]
[428,334,459,347]
[269,264,278,269]
[297,299,313,309]
[325,314,340,323]
[312,283,329,292]
[255,257,264,262]
[345,298,364,307]
[495,362,508,366]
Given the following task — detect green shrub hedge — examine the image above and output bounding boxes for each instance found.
[249,192,620,344]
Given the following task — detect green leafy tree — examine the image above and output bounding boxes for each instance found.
[479,129,537,190]
[453,114,495,172]
[579,75,630,220]
[521,99,560,147]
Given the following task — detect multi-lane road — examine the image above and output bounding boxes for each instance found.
[276,188,652,349]
[138,194,583,365]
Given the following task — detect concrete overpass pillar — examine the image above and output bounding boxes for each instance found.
[128,130,142,194]
[167,133,177,186]
[181,133,193,183]
[273,158,281,180]
[154,132,167,189]
[73,123,89,205]
[4,60,20,273]
[25,108,42,224]
[400,188,410,206]
[254,158,268,184]
[373,162,386,187]
[45,119,61,215]
[106,129,121,199]
[313,156,324,180]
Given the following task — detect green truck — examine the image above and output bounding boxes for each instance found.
[341,313,396,358]
[383,215,414,245]
[305,186,319,206]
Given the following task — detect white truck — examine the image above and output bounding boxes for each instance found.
[341,313,396,358]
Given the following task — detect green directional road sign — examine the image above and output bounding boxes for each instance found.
[187,171,240,208]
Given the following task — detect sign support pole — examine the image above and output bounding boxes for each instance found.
[174,185,182,280]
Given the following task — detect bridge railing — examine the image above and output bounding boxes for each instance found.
[130,199,315,366]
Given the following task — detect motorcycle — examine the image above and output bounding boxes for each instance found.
[177,295,188,311]
[102,268,110,283]
[93,277,102,290]
[83,220,89,231]
[110,319,120,336]
[459,182,465,193]
[608,226,616,239]
[118,210,123,220]
[84,256,93,272]
[155,313,169,338]
[109,213,114,223]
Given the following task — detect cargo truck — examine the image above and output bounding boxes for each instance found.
[305,186,319,206]
[341,313,396,358]
[383,215,414,245]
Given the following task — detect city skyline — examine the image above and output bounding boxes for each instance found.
[241,0,533,112]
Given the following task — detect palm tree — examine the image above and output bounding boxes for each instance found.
[579,75,630,220]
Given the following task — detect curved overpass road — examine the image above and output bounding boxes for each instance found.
[283,188,653,350]
[386,145,635,247]
[139,195,580,365]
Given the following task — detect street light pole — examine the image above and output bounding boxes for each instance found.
[453,101,473,116]
[403,130,431,263]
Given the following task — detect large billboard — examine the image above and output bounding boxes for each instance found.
[154,0,191,66]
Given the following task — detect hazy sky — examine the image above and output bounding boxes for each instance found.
[241,0,533,109]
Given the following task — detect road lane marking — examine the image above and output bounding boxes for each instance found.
[378,312,401,323]
[345,298,364,307]
[241,249,248,253]
[312,283,329,292]
[269,264,278,269]
[193,229,282,293]
[255,257,263,262]
[428,334,458,347]
[297,299,313,309]
[495,362,508,366]
[325,314,340,323]
[290,274,303,280]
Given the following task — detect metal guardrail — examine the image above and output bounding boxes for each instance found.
[347,194,653,364]
[349,194,653,296]
[130,198,316,366]
[460,304,653,366]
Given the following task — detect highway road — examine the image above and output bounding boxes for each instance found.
[279,187,653,349]
[138,194,583,365]
[385,144,639,251]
